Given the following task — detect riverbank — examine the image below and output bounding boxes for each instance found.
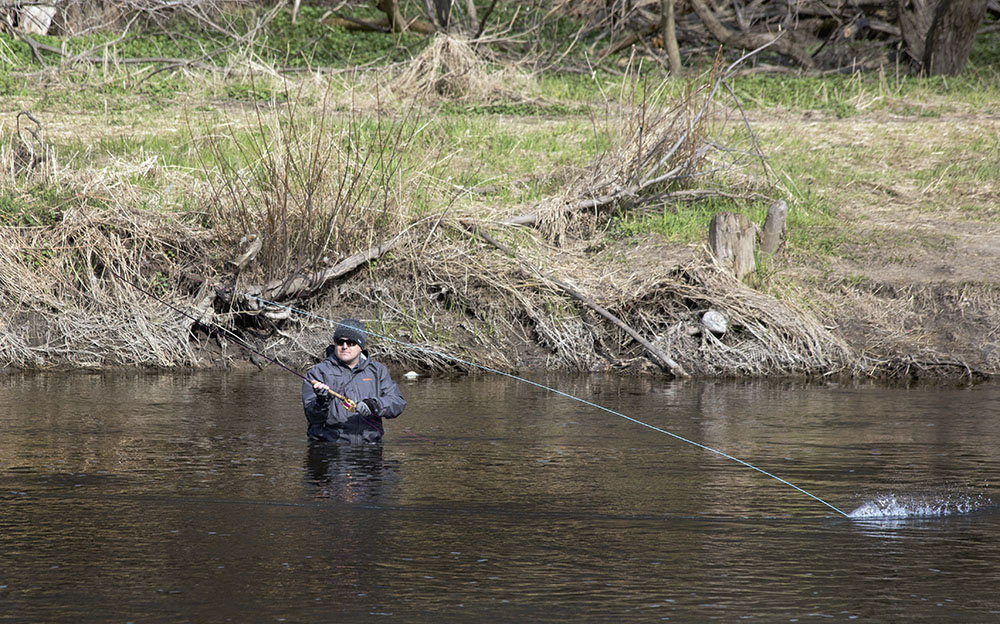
[2,28,998,380]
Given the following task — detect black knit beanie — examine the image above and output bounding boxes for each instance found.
[333,319,367,349]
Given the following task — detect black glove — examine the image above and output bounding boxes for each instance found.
[314,386,331,407]
[355,397,380,417]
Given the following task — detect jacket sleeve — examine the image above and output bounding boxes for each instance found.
[374,364,406,419]
[302,374,329,425]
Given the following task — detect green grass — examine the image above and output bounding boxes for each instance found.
[612,197,770,242]
[731,74,863,116]
[729,46,1000,117]
[417,113,597,203]
[0,190,63,227]
[0,184,116,227]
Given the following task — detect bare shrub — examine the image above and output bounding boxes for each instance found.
[516,55,764,242]
[196,81,425,285]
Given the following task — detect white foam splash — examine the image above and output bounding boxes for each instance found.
[848,493,991,519]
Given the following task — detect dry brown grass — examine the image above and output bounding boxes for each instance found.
[312,232,859,376]
[0,202,211,368]
[391,34,532,103]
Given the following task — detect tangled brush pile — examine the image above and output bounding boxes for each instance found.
[392,34,528,103]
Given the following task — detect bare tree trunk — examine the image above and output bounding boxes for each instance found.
[899,0,935,62]
[464,0,477,23]
[899,0,990,75]
[18,4,57,34]
[660,0,682,75]
[434,0,453,29]
[760,200,787,256]
[421,0,453,31]
[377,0,406,32]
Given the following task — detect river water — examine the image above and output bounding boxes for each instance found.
[1,370,998,622]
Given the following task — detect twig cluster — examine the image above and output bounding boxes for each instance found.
[557,0,1000,73]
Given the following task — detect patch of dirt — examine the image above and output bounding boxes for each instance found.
[754,111,1000,378]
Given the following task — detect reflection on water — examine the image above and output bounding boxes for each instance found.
[1,371,999,622]
[303,442,400,503]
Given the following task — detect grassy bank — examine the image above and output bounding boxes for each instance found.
[2,8,999,378]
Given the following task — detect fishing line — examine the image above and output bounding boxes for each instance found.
[245,293,850,518]
[10,487,844,522]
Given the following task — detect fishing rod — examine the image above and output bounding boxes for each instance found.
[109,270,357,412]
[245,292,851,518]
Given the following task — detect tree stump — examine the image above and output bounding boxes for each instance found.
[760,199,788,256]
[708,212,756,280]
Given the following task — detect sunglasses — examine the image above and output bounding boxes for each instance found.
[334,338,358,347]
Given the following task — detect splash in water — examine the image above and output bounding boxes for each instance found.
[849,492,992,519]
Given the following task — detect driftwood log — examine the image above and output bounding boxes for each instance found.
[240,235,407,304]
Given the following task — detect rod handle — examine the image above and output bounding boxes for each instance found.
[312,380,357,411]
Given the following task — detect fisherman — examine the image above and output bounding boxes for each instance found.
[302,319,406,444]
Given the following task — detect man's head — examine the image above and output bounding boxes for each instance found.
[333,319,367,363]
[332,319,366,368]
[333,319,367,349]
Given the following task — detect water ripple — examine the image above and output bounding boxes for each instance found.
[848,492,994,519]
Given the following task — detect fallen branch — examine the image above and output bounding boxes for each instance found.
[600,22,658,59]
[324,12,435,34]
[243,235,407,303]
[17,33,222,71]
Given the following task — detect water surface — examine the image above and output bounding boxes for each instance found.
[1,371,998,622]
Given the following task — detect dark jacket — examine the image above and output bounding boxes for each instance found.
[302,346,406,444]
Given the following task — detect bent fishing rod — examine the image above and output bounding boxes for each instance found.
[110,270,358,412]
[246,292,852,518]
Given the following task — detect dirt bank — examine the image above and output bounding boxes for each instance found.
[2,97,997,381]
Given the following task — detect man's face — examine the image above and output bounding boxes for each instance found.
[334,338,361,367]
